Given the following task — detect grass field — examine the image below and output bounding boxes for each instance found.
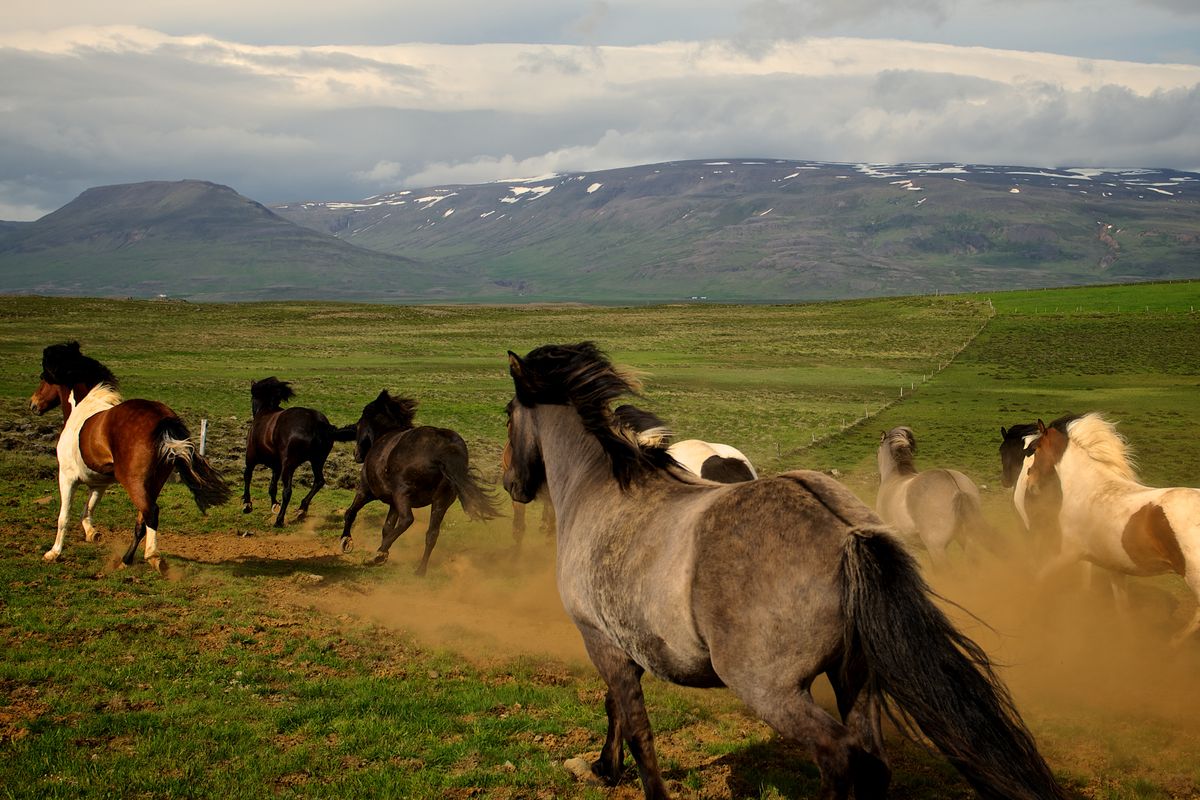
[1,283,1199,799]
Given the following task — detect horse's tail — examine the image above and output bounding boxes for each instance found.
[329,422,357,442]
[840,528,1065,800]
[155,418,233,514]
[440,456,502,522]
[952,489,1009,557]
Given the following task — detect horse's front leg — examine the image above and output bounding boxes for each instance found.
[414,485,455,576]
[340,485,372,553]
[578,627,669,800]
[81,487,107,542]
[45,471,78,562]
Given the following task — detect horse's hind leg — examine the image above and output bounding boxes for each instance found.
[273,462,297,527]
[578,628,668,799]
[340,485,372,553]
[45,472,78,562]
[295,456,327,521]
[81,488,107,542]
[828,668,891,798]
[241,461,256,513]
[267,467,281,516]
[414,483,455,576]
[368,501,414,567]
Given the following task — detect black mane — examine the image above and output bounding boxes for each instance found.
[41,341,118,389]
[250,377,295,411]
[512,342,678,488]
[362,390,419,433]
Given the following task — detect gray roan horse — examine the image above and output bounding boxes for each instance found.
[876,426,994,567]
[342,390,501,573]
[502,343,1063,800]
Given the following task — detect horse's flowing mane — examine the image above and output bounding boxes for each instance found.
[882,426,918,476]
[613,404,674,448]
[72,383,123,415]
[1066,413,1137,480]
[41,341,118,389]
[513,342,677,487]
[250,377,295,411]
[363,390,419,432]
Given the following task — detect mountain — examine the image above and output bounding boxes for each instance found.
[273,159,1200,302]
[0,180,447,302]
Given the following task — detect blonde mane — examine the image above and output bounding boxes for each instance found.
[1066,413,1137,481]
[72,383,123,416]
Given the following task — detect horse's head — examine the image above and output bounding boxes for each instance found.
[502,395,545,504]
[1025,419,1068,498]
[30,377,64,417]
[250,377,294,416]
[998,423,1039,488]
[354,390,418,463]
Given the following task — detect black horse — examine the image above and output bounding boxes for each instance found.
[342,390,501,573]
[243,377,355,527]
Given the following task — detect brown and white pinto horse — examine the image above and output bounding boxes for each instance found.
[1025,413,1200,643]
[30,342,231,571]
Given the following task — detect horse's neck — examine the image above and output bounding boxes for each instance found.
[877,448,911,483]
[1057,445,1142,508]
[534,405,620,532]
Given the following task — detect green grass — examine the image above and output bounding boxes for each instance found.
[1,282,1199,798]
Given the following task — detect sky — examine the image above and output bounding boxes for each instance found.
[2,1,1199,220]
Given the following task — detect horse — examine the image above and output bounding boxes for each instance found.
[1025,412,1200,644]
[614,404,757,483]
[242,377,355,527]
[502,442,557,548]
[875,426,994,567]
[342,390,501,573]
[29,342,231,571]
[1000,421,1064,544]
[502,342,1064,800]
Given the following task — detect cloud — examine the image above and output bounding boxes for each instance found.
[0,25,1197,218]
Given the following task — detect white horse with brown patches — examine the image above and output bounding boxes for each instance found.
[1025,413,1200,643]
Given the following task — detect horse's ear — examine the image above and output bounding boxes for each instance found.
[880,430,886,442]
[1036,419,1047,434]
[376,389,389,401]
[1000,426,1008,438]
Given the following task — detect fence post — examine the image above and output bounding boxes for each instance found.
[199,419,208,456]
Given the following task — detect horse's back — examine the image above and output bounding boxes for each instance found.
[690,471,886,681]
[77,399,176,475]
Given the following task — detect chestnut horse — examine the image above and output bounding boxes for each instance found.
[243,377,355,527]
[502,342,1063,800]
[342,390,500,573]
[29,342,231,571]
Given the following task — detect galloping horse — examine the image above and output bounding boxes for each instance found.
[342,390,500,573]
[876,426,994,566]
[502,342,1063,800]
[243,377,355,527]
[1000,421,1063,543]
[29,342,231,571]
[1025,413,1200,643]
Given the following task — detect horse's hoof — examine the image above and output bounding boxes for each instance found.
[42,550,60,563]
[148,555,168,575]
[564,757,603,785]
[366,552,388,567]
[271,503,282,514]
[413,563,428,577]
[242,503,252,514]
[295,508,308,521]
[273,519,285,529]
[339,537,354,554]
[86,531,102,544]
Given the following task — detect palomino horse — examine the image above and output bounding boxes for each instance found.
[502,342,1063,800]
[876,426,993,566]
[29,342,231,571]
[342,390,500,573]
[243,377,355,527]
[1025,412,1200,643]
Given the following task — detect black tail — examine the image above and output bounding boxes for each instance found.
[155,418,233,514]
[330,422,357,442]
[840,528,1065,800]
[441,457,502,522]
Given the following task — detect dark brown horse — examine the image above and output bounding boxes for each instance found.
[29,342,231,572]
[502,342,1065,800]
[342,390,501,573]
[243,377,355,527]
